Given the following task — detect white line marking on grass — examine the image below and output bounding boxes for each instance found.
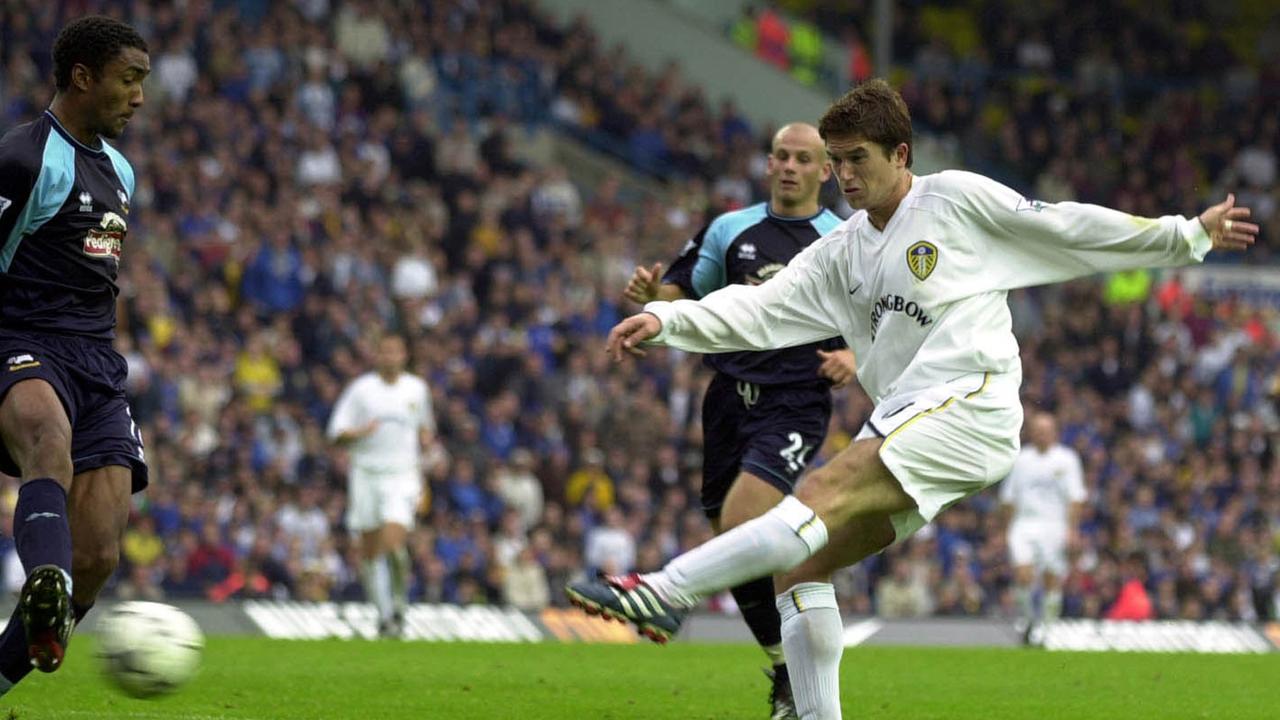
[842,619,883,647]
[47,709,270,720]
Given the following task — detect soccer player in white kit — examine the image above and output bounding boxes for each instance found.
[567,79,1258,720]
[1000,412,1085,645]
[327,334,434,638]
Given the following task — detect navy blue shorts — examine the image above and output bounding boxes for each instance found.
[700,373,831,518]
[0,330,147,492]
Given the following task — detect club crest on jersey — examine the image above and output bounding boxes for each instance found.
[1016,197,1046,213]
[906,241,937,281]
[83,211,127,260]
[737,242,757,260]
[117,189,130,214]
[78,191,93,212]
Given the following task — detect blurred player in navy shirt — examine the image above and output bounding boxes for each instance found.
[0,15,149,691]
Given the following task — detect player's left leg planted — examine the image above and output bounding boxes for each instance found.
[717,473,795,719]
[767,442,913,720]
[0,380,78,689]
[775,516,897,720]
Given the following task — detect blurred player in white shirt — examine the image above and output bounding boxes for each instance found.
[327,334,435,637]
[567,79,1258,720]
[1000,412,1085,645]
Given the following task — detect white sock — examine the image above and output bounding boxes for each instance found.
[1043,589,1062,624]
[362,558,394,621]
[642,496,828,608]
[388,548,411,615]
[1014,584,1033,626]
[778,583,843,720]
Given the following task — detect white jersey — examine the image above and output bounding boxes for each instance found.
[644,170,1212,404]
[326,372,434,472]
[999,443,1086,528]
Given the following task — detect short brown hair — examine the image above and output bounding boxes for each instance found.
[819,79,913,168]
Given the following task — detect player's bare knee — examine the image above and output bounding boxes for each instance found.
[18,426,74,485]
[798,466,894,528]
[794,464,845,513]
[1,406,73,485]
[795,440,897,524]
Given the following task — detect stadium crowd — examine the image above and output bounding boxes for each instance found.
[0,0,1278,623]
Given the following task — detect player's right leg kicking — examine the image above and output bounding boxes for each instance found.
[570,375,1021,719]
[0,379,78,683]
[570,439,904,719]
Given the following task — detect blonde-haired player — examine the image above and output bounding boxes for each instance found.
[328,333,434,638]
[1000,412,1085,645]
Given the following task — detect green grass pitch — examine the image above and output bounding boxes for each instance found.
[3,637,1278,719]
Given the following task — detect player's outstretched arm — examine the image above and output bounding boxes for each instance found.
[954,172,1261,291]
[632,242,842,356]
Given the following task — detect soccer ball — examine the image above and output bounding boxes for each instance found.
[96,601,204,698]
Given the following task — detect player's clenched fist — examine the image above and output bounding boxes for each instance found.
[624,262,665,304]
[606,313,663,361]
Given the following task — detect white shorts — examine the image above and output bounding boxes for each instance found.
[1008,523,1069,576]
[856,371,1023,543]
[347,466,422,532]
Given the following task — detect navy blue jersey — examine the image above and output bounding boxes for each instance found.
[663,203,845,385]
[0,111,136,339]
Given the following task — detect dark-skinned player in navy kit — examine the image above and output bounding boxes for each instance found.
[0,16,150,691]
[619,123,855,720]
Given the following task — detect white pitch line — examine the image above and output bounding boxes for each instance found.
[39,709,270,720]
[842,618,883,647]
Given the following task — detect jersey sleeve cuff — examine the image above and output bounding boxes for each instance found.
[1181,215,1212,262]
[642,302,675,343]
